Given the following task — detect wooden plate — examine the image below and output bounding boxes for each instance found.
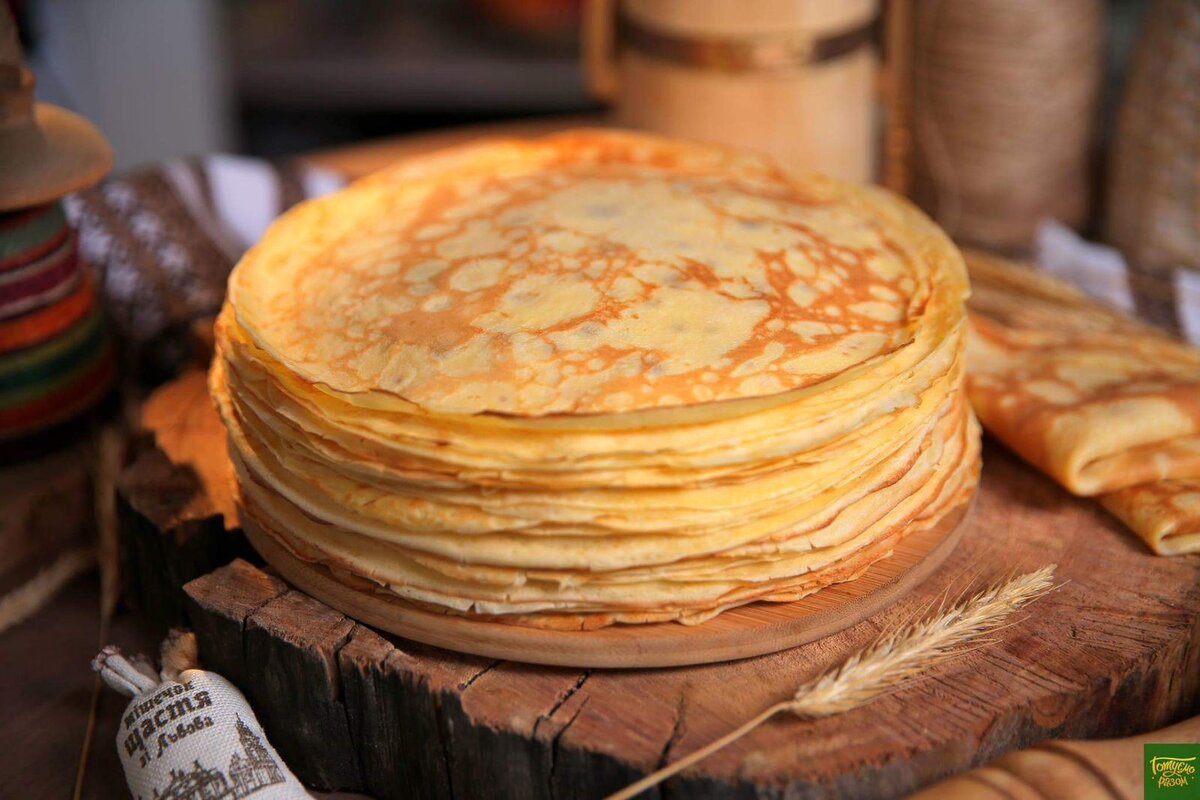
[245,497,972,669]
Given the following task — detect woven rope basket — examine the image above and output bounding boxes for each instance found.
[911,0,1105,252]
[1105,0,1200,277]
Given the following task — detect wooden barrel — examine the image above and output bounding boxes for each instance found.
[584,0,879,182]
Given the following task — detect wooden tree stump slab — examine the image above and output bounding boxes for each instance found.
[129,370,1200,798]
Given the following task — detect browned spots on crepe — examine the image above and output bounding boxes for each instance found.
[230,130,950,416]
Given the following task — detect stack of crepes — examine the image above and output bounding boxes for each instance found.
[211,130,980,629]
[965,250,1200,555]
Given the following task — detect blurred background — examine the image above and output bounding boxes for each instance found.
[10,0,1196,369]
[14,0,595,168]
[6,0,1200,363]
[10,0,1140,168]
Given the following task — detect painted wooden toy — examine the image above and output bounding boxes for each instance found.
[0,8,115,441]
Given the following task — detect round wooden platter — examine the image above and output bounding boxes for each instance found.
[242,500,972,669]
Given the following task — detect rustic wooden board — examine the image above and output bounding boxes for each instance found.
[242,498,971,668]
[121,369,1200,798]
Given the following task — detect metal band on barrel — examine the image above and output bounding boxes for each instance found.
[617,11,877,72]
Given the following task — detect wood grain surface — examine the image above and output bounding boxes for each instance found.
[114,369,1200,798]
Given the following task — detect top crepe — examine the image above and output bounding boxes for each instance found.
[228,130,952,418]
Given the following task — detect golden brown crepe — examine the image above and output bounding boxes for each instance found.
[964,249,1200,555]
[213,129,980,626]
[1100,480,1200,556]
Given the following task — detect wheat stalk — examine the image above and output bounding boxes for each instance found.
[605,564,1058,800]
[0,547,96,635]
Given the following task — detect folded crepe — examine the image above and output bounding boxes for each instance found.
[213,129,980,627]
[964,249,1200,555]
[1100,480,1200,556]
